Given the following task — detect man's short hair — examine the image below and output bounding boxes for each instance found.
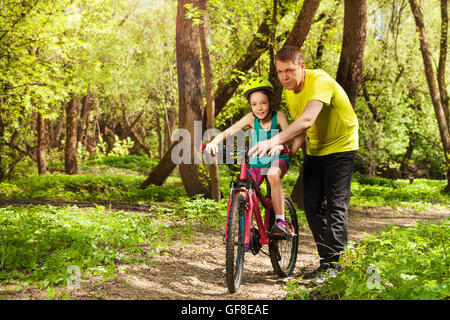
[275,45,304,66]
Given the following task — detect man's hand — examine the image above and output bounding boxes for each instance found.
[268,145,284,157]
[248,139,275,159]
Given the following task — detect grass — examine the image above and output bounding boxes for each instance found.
[0,204,171,290]
[284,217,450,300]
[350,176,449,211]
[0,173,186,203]
[0,198,228,294]
[0,155,448,299]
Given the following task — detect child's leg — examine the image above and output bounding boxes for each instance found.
[267,167,284,219]
[267,159,288,220]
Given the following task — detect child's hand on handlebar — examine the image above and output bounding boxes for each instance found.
[205,142,219,156]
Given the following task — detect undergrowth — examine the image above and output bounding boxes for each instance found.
[0,198,227,294]
[284,217,450,300]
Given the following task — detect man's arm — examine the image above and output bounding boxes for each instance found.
[276,111,306,155]
[290,131,306,155]
[249,100,323,158]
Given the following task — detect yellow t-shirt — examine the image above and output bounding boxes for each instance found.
[285,69,359,156]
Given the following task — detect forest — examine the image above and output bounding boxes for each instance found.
[0,0,449,301]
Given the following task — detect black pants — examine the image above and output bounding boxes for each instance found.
[303,150,356,265]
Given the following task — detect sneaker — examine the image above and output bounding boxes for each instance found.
[271,218,294,238]
[303,262,330,280]
[309,262,342,284]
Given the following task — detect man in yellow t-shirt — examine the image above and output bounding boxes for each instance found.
[249,46,358,279]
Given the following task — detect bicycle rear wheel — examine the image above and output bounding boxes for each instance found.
[269,194,299,277]
[226,193,246,293]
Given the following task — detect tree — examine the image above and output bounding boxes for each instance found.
[336,0,367,107]
[65,95,80,174]
[199,0,221,201]
[409,0,450,191]
[36,111,47,175]
[175,0,210,197]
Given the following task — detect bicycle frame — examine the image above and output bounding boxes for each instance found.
[224,162,274,248]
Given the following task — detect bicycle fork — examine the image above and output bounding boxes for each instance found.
[223,188,271,248]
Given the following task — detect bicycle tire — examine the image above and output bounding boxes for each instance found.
[225,193,246,293]
[269,193,299,277]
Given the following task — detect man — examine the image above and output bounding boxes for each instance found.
[249,45,359,278]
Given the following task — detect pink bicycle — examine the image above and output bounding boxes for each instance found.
[203,143,299,293]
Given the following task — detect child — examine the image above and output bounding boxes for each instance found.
[205,78,302,236]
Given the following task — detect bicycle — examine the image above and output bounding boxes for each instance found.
[202,142,299,293]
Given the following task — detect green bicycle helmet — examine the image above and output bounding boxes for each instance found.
[243,78,274,100]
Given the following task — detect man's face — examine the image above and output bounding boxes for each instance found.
[275,59,305,93]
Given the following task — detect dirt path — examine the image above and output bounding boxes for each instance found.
[1,204,449,300]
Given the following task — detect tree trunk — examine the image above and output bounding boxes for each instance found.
[314,1,340,68]
[139,141,180,188]
[155,107,162,159]
[285,0,322,48]
[36,112,47,175]
[438,0,449,124]
[176,0,210,197]
[400,132,415,179]
[65,95,80,175]
[335,0,367,107]
[0,111,5,181]
[409,0,450,191]
[199,0,220,201]
[77,92,92,148]
[164,105,177,153]
[52,102,65,149]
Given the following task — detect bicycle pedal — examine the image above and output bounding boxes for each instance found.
[267,231,292,240]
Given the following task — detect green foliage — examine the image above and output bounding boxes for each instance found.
[0,174,186,202]
[169,195,228,229]
[85,155,158,175]
[0,204,179,288]
[351,177,450,211]
[285,218,450,300]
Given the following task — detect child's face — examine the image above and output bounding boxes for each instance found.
[249,91,270,120]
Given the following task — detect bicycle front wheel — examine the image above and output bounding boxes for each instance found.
[226,193,246,293]
[269,194,299,277]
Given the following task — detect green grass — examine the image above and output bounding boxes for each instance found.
[0,197,228,292]
[1,155,448,298]
[0,205,176,289]
[83,155,159,175]
[284,217,450,300]
[350,176,449,211]
[0,173,186,202]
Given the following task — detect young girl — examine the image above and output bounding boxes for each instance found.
[205,78,302,236]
